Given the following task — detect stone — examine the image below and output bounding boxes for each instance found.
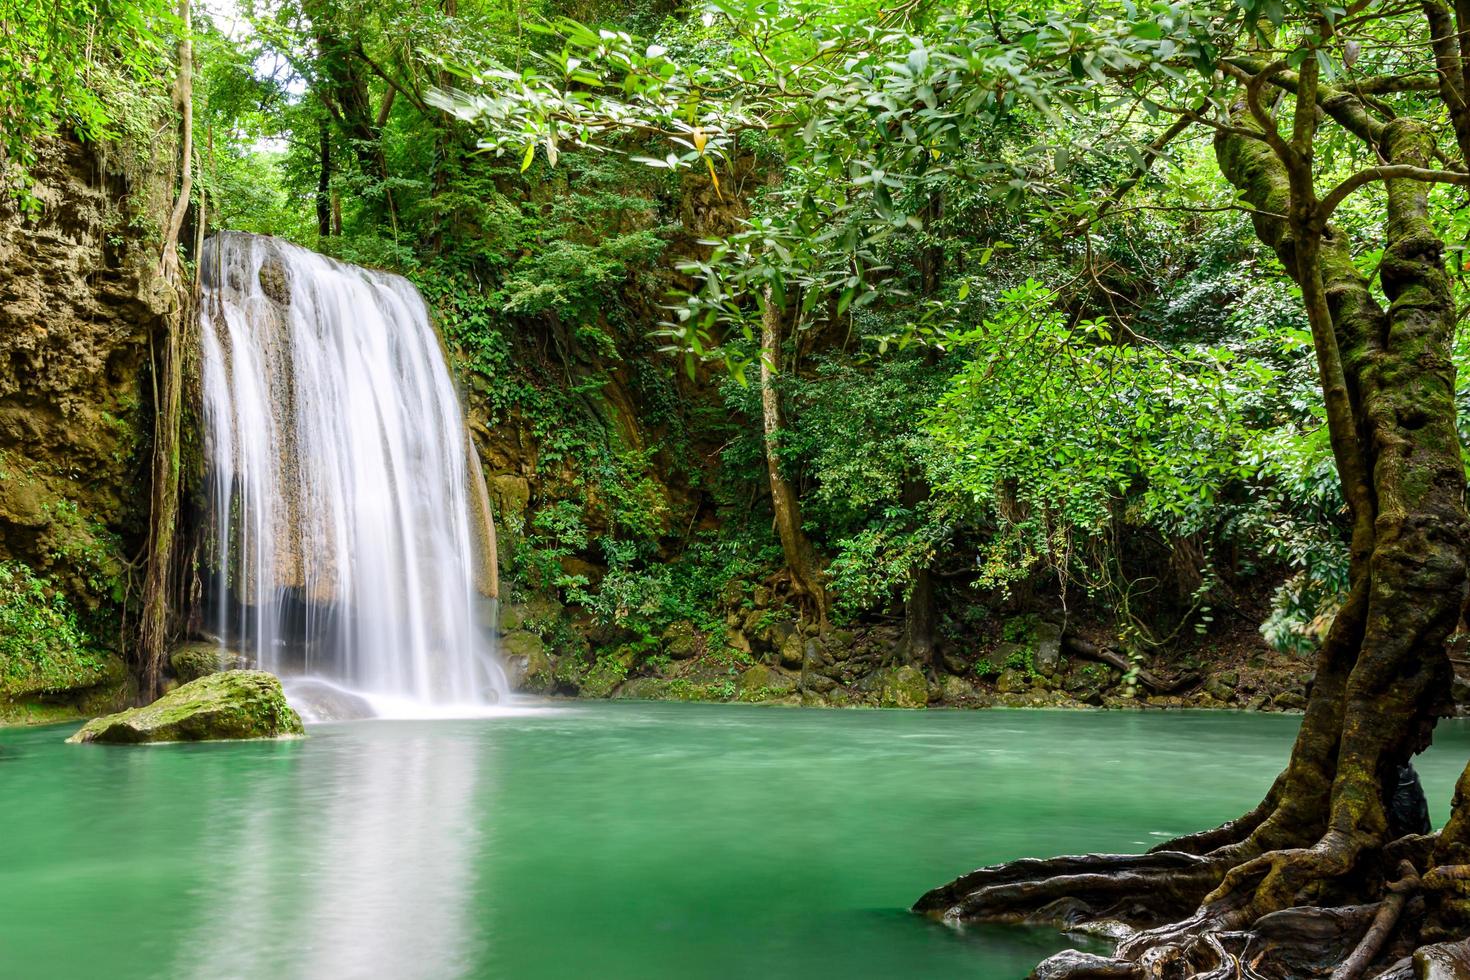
[737,665,797,700]
[942,652,972,675]
[779,631,805,668]
[169,642,246,683]
[768,619,798,650]
[661,621,701,659]
[876,665,928,708]
[257,257,291,304]
[1454,674,1470,705]
[500,630,553,692]
[281,678,375,722]
[580,649,633,699]
[1203,677,1235,703]
[753,586,772,608]
[725,627,752,655]
[940,674,976,703]
[498,603,532,631]
[67,670,304,744]
[488,475,531,523]
[474,595,500,630]
[1034,620,1064,674]
[613,677,674,701]
[995,667,1029,694]
[806,673,838,694]
[1273,690,1308,710]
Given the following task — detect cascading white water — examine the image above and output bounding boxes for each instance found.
[199,231,505,715]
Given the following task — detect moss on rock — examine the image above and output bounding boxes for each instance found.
[66,670,304,744]
[877,664,929,708]
[169,642,246,683]
[501,630,553,692]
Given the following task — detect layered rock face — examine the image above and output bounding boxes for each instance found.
[0,136,172,715]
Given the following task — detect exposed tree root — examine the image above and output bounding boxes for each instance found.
[914,829,1470,979]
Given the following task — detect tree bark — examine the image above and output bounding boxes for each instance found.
[760,292,830,624]
[902,473,936,668]
[316,117,332,237]
[138,0,194,701]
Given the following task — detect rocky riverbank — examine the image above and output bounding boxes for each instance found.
[495,592,1331,713]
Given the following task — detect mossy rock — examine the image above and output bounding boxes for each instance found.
[580,651,632,699]
[875,664,928,708]
[66,670,305,744]
[737,664,798,701]
[940,674,977,703]
[501,630,553,693]
[169,642,246,683]
[661,620,701,659]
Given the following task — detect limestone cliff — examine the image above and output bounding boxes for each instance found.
[0,136,173,720]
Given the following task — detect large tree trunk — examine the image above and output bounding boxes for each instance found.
[760,293,830,624]
[914,78,1470,980]
[902,473,936,669]
[138,0,194,702]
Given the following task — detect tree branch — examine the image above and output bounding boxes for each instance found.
[1322,164,1470,216]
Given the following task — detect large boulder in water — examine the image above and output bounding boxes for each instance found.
[67,670,305,744]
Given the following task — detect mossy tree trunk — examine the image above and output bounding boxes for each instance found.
[139,0,194,702]
[760,292,830,625]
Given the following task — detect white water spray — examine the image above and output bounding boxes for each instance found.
[198,232,505,715]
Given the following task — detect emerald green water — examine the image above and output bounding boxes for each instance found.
[5,704,1470,979]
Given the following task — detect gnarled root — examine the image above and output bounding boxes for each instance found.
[915,828,1470,979]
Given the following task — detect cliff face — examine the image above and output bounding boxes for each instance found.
[0,136,172,720]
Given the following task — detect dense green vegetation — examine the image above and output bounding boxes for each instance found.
[13,0,1470,973]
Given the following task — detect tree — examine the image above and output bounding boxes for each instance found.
[441,0,1470,972]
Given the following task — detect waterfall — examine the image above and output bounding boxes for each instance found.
[198,232,506,715]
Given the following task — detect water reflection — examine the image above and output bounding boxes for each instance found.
[173,725,486,980]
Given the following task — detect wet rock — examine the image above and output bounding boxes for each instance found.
[1033,621,1064,674]
[282,678,374,722]
[473,595,500,630]
[662,620,701,659]
[501,630,552,692]
[1030,950,1136,979]
[257,257,291,304]
[752,586,772,608]
[1412,940,1470,979]
[67,670,304,744]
